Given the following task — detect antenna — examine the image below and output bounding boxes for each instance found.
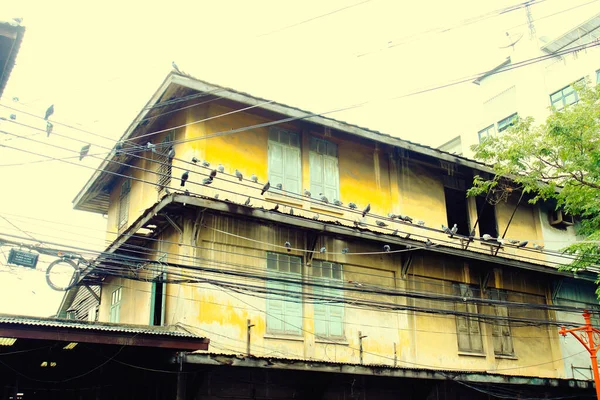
[526,4,536,39]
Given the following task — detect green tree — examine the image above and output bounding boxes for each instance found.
[468,83,600,291]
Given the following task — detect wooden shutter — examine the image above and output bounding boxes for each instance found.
[284,279,303,334]
[118,179,131,228]
[310,152,325,197]
[323,155,339,201]
[268,141,285,189]
[266,253,284,333]
[455,284,483,353]
[284,146,301,194]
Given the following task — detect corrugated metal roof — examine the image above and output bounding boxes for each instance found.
[0,314,200,338]
[541,13,600,53]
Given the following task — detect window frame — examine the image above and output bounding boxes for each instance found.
[109,287,122,323]
[117,178,131,229]
[309,137,340,202]
[312,260,345,339]
[550,79,584,110]
[156,132,174,191]
[596,69,600,85]
[477,125,496,143]
[487,289,515,357]
[265,252,303,336]
[497,113,518,133]
[453,283,484,354]
[267,128,301,194]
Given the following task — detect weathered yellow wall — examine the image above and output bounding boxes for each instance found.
[100,98,567,379]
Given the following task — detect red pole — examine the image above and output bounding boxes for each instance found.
[583,312,600,400]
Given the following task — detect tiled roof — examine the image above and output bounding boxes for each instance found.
[0,314,199,338]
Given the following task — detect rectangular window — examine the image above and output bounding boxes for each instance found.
[550,85,578,110]
[444,187,470,236]
[150,274,166,326]
[156,132,174,191]
[477,125,496,143]
[312,261,344,338]
[266,253,303,335]
[309,137,340,202]
[268,128,301,194]
[596,69,600,85]
[454,284,483,353]
[497,113,518,132]
[109,288,122,323]
[488,289,514,356]
[118,178,131,229]
[476,196,498,238]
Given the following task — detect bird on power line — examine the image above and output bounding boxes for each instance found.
[250,174,258,183]
[202,177,213,185]
[303,189,311,198]
[172,61,181,73]
[275,183,283,190]
[517,240,528,248]
[201,160,210,167]
[426,239,434,247]
[333,199,343,206]
[191,157,199,164]
[400,215,413,223]
[362,203,371,217]
[383,244,391,252]
[533,243,544,251]
[497,238,506,245]
[180,171,189,187]
[313,214,320,220]
[217,164,225,173]
[235,169,243,181]
[508,239,520,245]
[146,142,156,153]
[9,114,16,120]
[261,181,270,195]
[342,248,349,254]
[115,141,123,152]
[450,224,458,236]
[79,144,90,161]
[319,246,326,253]
[348,202,357,210]
[209,169,217,178]
[44,104,54,120]
[46,122,53,137]
[376,220,388,227]
[244,197,251,206]
[284,241,291,252]
[271,204,279,211]
[387,213,397,219]
[167,147,175,160]
[482,234,493,241]
[442,224,452,235]
[354,220,367,227]
[417,220,425,226]
[392,229,398,235]
[319,193,329,204]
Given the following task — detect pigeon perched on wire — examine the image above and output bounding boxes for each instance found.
[79,144,91,161]
[167,147,175,160]
[172,61,181,73]
[9,114,16,120]
[271,204,279,211]
[275,183,283,190]
[387,213,397,219]
[383,245,391,252]
[450,224,458,236]
[146,142,156,153]
[400,215,413,223]
[250,174,258,183]
[217,164,225,173]
[303,189,311,198]
[362,203,371,217]
[342,248,349,254]
[261,181,270,195]
[202,177,213,185]
[319,246,326,253]
[516,240,529,248]
[46,122,53,137]
[533,243,544,251]
[12,96,19,102]
[180,171,189,187]
[209,169,217,178]
[392,229,398,235]
[319,193,329,204]
[244,197,251,206]
[442,224,452,235]
[417,220,425,226]
[235,169,243,181]
[426,239,434,247]
[333,199,343,206]
[284,241,292,252]
[201,160,210,167]
[508,239,520,245]
[376,220,387,227]
[482,234,493,241]
[191,157,199,164]
[44,104,54,120]
[348,202,357,210]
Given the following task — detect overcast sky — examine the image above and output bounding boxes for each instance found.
[0,0,597,317]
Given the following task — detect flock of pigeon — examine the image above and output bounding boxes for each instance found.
[175,154,545,255]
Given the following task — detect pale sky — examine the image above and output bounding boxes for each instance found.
[0,0,597,317]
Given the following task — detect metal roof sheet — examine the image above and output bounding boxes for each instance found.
[0,20,25,99]
[0,314,200,338]
[541,13,600,53]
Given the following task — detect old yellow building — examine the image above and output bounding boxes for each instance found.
[62,71,599,399]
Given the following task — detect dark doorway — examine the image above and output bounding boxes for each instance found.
[476,196,498,238]
[444,188,470,236]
